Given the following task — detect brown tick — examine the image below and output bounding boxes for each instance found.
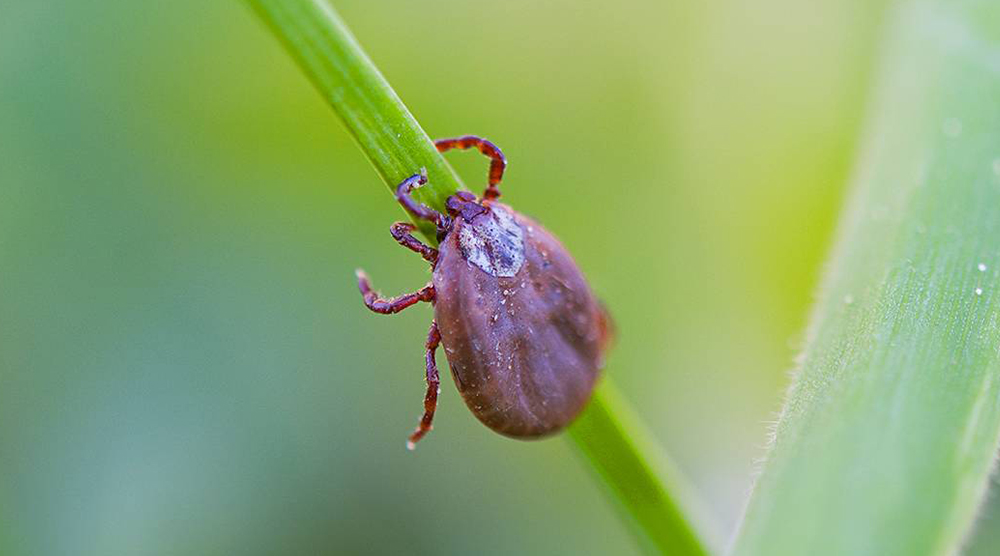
[356,136,611,448]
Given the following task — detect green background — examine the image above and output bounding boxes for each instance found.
[2,1,997,554]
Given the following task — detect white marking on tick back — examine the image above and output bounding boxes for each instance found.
[458,205,525,277]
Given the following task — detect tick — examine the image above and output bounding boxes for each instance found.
[356,135,611,448]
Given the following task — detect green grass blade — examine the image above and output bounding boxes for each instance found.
[570,382,717,555]
[731,1,1000,555]
[244,1,715,555]
[245,0,463,240]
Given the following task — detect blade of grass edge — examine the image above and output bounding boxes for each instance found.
[570,381,720,555]
[731,1,1000,554]
[243,1,716,555]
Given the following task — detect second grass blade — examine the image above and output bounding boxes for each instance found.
[731,1,1000,554]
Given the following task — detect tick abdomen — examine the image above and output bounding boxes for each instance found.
[433,204,605,438]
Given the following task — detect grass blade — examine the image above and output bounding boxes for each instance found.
[245,0,463,240]
[570,381,717,555]
[731,1,1000,554]
[244,1,715,554]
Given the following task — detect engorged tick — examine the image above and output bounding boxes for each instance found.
[355,136,612,448]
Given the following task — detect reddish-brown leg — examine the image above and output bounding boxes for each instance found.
[355,270,435,314]
[435,136,507,201]
[407,320,442,450]
[390,222,437,264]
[396,173,444,225]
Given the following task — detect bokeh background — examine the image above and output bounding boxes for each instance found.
[3,1,999,554]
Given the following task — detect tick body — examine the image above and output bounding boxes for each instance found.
[356,136,610,447]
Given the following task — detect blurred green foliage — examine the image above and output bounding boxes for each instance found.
[2,0,997,554]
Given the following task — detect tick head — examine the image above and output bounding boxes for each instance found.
[445,190,488,223]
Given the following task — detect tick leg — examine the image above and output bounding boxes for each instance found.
[396,172,445,225]
[435,136,507,201]
[407,320,442,450]
[356,270,435,314]
[390,221,438,264]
